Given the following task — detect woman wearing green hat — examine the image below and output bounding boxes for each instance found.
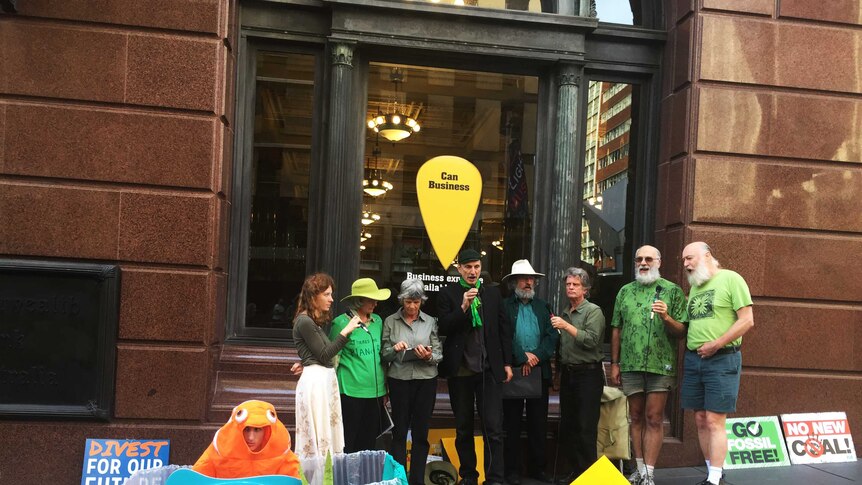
[328,277,392,452]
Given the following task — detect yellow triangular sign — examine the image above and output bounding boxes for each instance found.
[570,456,629,485]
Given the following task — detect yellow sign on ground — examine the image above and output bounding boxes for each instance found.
[416,156,482,269]
[570,456,628,485]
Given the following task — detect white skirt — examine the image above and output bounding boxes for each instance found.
[295,364,345,460]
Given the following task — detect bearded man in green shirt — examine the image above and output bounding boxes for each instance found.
[610,245,687,485]
[681,242,754,485]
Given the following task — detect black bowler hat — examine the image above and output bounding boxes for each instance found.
[458,248,481,264]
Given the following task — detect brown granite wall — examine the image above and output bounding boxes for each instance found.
[0,0,235,481]
[655,0,862,467]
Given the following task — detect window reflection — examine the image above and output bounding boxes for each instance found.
[382,0,635,21]
[362,63,537,317]
[245,52,315,329]
[595,0,633,24]
[581,80,633,272]
[384,0,547,13]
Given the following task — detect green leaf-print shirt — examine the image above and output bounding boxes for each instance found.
[611,278,687,376]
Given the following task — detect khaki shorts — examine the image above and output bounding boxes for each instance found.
[621,371,676,397]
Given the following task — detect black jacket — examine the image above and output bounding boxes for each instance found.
[437,282,513,383]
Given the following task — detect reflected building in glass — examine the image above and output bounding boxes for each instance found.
[581,80,633,273]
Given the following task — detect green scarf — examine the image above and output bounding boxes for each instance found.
[459,277,482,328]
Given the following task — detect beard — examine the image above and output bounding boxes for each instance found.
[687,260,713,287]
[514,287,535,300]
[635,266,661,286]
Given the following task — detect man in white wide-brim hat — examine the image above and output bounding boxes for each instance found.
[501,259,558,485]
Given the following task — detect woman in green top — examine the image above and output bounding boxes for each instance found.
[328,277,391,453]
[293,273,363,460]
[550,267,606,483]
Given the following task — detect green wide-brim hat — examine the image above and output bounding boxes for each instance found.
[340,278,391,301]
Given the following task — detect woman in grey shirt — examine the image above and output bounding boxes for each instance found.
[293,272,362,460]
[380,278,442,485]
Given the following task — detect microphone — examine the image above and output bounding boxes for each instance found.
[347,311,370,333]
[551,313,561,335]
[649,285,664,319]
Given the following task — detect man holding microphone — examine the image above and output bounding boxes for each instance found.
[610,245,687,485]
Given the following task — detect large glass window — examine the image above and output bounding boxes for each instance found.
[243,52,316,332]
[381,0,636,19]
[382,0,548,13]
[581,82,633,266]
[361,63,538,317]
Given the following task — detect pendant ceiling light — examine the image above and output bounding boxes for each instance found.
[368,68,422,142]
[361,207,382,226]
[362,138,394,197]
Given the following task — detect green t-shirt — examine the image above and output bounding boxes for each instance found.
[611,278,687,376]
[686,269,753,351]
[329,313,387,398]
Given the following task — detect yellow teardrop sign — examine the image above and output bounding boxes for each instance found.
[416,156,483,270]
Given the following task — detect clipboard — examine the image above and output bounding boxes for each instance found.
[377,402,395,439]
[398,348,422,363]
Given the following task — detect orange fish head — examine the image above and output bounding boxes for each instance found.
[215,400,292,458]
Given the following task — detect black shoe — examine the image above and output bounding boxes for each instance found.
[555,473,577,485]
[460,479,478,485]
[505,474,521,485]
[529,471,553,484]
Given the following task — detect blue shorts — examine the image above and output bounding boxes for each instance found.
[680,349,741,413]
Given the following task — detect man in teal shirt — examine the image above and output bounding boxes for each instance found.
[610,245,687,485]
[681,242,754,485]
[501,260,558,484]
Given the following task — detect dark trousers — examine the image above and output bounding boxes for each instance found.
[503,378,550,477]
[558,366,604,478]
[448,372,505,483]
[389,377,437,485]
[341,394,383,453]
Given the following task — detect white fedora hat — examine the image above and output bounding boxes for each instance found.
[502,259,545,281]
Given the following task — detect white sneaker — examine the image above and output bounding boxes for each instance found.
[640,475,655,485]
[627,470,642,485]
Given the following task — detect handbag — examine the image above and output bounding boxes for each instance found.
[501,368,542,399]
[596,384,631,460]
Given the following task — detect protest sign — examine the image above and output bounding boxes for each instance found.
[81,438,170,485]
[781,412,856,465]
[724,416,790,469]
[416,156,482,269]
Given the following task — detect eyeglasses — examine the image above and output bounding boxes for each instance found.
[634,256,657,263]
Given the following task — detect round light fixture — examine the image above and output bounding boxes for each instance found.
[361,210,381,226]
[367,113,421,142]
[363,171,394,197]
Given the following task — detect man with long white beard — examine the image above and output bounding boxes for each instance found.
[610,245,687,485]
[681,242,754,485]
[501,260,558,485]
